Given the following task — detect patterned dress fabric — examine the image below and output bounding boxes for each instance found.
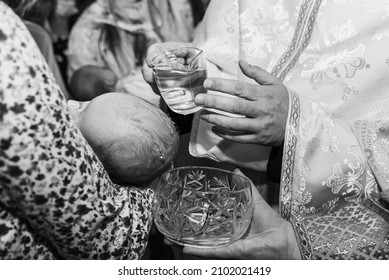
[0,3,153,259]
[190,0,389,259]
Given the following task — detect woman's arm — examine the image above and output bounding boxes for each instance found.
[0,3,152,260]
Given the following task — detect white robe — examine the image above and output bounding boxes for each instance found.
[190,0,389,259]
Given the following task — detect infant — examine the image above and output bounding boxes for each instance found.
[68,92,179,186]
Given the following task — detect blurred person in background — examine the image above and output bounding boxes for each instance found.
[49,0,80,86]
[67,0,194,105]
[3,0,72,99]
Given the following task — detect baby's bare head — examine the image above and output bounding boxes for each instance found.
[78,92,179,185]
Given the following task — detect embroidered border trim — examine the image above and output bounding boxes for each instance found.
[292,220,316,260]
[271,0,323,81]
[280,90,300,220]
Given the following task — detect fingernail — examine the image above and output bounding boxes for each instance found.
[204,79,214,89]
[195,94,205,104]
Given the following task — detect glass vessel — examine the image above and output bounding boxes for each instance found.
[151,47,207,115]
[153,166,253,248]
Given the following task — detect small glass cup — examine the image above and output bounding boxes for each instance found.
[152,166,253,248]
[151,47,207,115]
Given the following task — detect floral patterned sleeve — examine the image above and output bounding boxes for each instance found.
[0,3,153,260]
[281,90,389,260]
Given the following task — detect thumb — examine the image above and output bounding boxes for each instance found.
[233,168,268,210]
[233,169,281,230]
[233,168,266,206]
[239,60,280,86]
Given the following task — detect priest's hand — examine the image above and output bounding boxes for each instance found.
[183,169,301,260]
[195,61,289,146]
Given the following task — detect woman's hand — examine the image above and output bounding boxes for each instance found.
[183,169,301,260]
[195,61,289,146]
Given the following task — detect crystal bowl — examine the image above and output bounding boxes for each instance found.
[152,166,253,248]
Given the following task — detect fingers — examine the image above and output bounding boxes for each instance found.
[143,42,196,84]
[145,42,195,67]
[141,62,156,85]
[196,94,258,116]
[232,169,263,205]
[231,168,280,231]
[198,110,262,143]
[231,169,264,206]
[202,78,259,101]
[239,60,281,85]
[183,242,241,259]
[211,128,259,144]
[145,43,174,67]
[200,62,280,101]
[200,109,255,128]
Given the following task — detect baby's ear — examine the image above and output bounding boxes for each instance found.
[67,100,91,125]
[67,100,91,112]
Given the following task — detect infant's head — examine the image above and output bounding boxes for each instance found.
[68,92,179,186]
